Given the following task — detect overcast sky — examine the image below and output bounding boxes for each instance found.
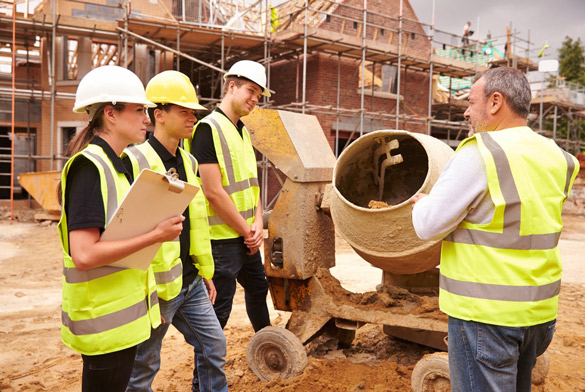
[408,0,585,61]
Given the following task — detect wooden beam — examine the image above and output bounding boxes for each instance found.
[401,32,408,53]
[102,44,116,65]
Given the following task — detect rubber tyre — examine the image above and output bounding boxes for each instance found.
[246,326,308,381]
[411,352,450,392]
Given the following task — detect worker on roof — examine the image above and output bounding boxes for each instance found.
[59,65,183,391]
[412,67,579,391]
[185,60,272,336]
[124,71,228,392]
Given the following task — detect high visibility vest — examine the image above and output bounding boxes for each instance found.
[58,143,161,356]
[124,142,214,301]
[440,127,579,327]
[186,111,260,240]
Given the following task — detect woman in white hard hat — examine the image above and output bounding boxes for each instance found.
[57,65,184,392]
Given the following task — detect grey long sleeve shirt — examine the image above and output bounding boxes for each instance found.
[412,142,495,241]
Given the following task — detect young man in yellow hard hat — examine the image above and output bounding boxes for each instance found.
[124,70,227,392]
[185,60,271,333]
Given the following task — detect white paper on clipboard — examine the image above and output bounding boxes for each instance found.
[101,168,199,270]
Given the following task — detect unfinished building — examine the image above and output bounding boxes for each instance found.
[1,0,583,207]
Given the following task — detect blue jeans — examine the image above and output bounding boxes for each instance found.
[448,316,556,392]
[211,239,270,332]
[127,276,227,392]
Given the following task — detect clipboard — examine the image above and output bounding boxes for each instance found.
[101,168,199,270]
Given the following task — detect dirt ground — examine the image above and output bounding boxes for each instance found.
[1,210,585,391]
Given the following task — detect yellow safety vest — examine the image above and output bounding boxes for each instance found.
[124,142,214,301]
[186,111,260,240]
[58,143,161,356]
[440,127,579,327]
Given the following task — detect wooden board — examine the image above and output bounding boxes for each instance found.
[101,169,199,270]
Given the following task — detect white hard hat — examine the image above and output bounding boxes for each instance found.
[223,60,271,97]
[73,65,156,114]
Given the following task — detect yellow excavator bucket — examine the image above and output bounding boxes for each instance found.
[18,171,62,213]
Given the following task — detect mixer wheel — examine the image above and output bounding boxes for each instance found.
[411,352,450,392]
[411,351,549,390]
[246,326,308,381]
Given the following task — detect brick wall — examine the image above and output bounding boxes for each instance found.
[317,0,430,60]
[270,52,430,153]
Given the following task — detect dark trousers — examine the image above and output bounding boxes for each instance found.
[81,346,137,392]
[211,238,270,332]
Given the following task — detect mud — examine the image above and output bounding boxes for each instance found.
[314,268,445,321]
[1,212,584,391]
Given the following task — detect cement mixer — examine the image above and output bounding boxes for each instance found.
[241,108,548,391]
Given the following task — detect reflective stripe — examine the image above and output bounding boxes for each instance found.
[185,152,197,172]
[223,178,253,194]
[440,274,561,302]
[150,289,159,307]
[83,151,118,224]
[126,145,150,172]
[208,117,237,184]
[62,297,148,336]
[208,207,255,226]
[63,265,126,284]
[154,262,182,285]
[561,149,577,197]
[446,229,560,250]
[208,117,258,195]
[445,133,569,250]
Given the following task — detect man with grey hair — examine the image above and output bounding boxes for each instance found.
[412,67,579,391]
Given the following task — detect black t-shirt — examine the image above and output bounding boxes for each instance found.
[122,134,197,288]
[190,107,245,166]
[65,136,131,233]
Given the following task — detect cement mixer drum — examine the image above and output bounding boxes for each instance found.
[330,130,454,274]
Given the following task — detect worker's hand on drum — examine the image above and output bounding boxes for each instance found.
[203,277,217,304]
[154,215,185,242]
[411,193,428,207]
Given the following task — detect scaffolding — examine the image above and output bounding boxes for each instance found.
[2,0,584,212]
[530,77,585,153]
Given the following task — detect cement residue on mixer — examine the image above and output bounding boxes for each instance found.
[368,200,392,209]
[315,268,444,319]
[3,215,585,391]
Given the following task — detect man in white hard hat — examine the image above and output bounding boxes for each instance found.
[185,60,271,334]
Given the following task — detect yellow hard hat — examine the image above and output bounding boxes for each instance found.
[146,70,206,110]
